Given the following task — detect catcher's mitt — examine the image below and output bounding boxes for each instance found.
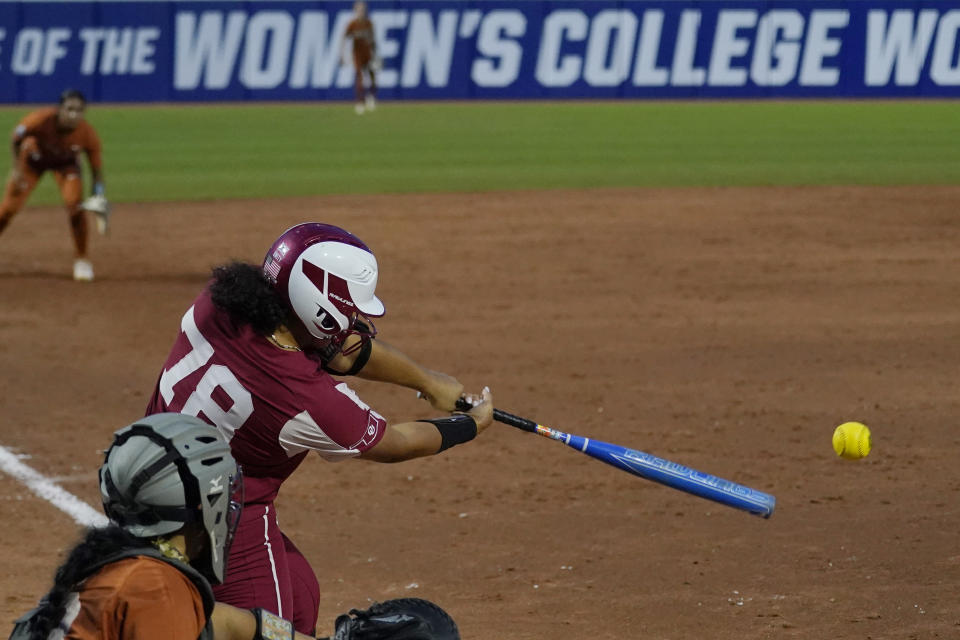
[81,195,111,235]
[325,598,459,640]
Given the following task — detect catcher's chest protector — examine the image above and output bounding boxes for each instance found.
[8,547,215,640]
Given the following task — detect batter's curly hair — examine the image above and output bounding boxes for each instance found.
[209,262,289,335]
[27,526,145,640]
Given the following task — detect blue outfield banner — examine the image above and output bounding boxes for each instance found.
[0,1,958,102]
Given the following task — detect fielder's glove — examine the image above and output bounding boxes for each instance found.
[81,194,111,235]
[323,598,459,640]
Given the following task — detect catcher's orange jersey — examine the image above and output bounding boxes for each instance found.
[12,107,102,172]
[345,18,375,66]
[65,555,206,640]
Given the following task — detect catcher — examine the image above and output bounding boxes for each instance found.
[0,88,111,282]
[8,413,461,640]
[9,413,300,640]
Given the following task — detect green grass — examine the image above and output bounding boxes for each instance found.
[2,101,958,204]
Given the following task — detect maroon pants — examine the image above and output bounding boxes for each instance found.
[213,503,320,635]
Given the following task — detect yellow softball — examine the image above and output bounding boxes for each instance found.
[832,422,872,460]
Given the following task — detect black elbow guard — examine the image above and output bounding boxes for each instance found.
[418,414,478,452]
[342,336,373,375]
[321,337,372,376]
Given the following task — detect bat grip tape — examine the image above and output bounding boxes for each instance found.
[454,398,538,433]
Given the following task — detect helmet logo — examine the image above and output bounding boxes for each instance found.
[300,259,359,336]
[329,292,355,308]
[301,259,329,293]
[209,475,224,494]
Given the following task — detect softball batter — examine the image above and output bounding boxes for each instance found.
[144,222,493,635]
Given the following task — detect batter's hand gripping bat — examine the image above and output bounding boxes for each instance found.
[457,400,776,518]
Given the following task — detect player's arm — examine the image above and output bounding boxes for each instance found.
[9,133,19,166]
[11,117,32,157]
[8,143,21,188]
[359,387,493,462]
[368,23,377,55]
[85,126,105,196]
[340,24,354,65]
[9,117,35,186]
[211,604,314,640]
[10,110,45,157]
[326,336,464,411]
[90,167,105,196]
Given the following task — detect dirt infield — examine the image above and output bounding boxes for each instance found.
[2,185,959,639]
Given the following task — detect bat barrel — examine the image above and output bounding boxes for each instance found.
[563,434,776,518]
[455,399,776,518]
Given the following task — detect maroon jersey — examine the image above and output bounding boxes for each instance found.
[146,288,385,504]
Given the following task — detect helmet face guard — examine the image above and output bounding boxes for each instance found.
[263,223,385,353]
[208,466,244,581]
[99,413,243,584]
[334,316,378,356]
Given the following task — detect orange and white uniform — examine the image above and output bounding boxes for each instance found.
[65,555,207,640]
[344,13,378,110]
[345,17,375,69]
[1,106,102,216]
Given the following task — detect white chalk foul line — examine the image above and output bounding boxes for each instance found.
[0,445,108,528]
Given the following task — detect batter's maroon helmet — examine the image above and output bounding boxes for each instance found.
[262,223,384,351]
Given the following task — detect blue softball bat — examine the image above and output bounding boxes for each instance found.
[558,430,775,518]
[478,404,776,519]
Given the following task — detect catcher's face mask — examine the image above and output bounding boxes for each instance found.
[198,465,244,584]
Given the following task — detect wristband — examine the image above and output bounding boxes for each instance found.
[251,608,294,640]
[418,414,478,452]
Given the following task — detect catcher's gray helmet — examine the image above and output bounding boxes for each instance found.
[99,413,243,584]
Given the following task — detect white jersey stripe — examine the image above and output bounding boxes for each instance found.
[261,505,284,618]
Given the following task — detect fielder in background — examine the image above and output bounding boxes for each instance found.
[342,1,380,114]
[0,89,111,282]
[144,222,493,635]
